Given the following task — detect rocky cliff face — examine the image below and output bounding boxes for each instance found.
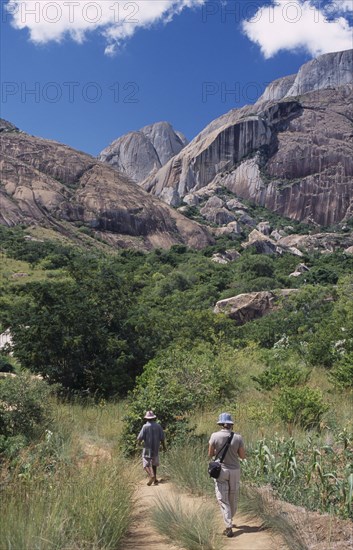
[142,49,353,226]
[0,121,211,250]
[98,121,188,183]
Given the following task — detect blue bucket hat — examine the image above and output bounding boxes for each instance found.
[217,412,234,425]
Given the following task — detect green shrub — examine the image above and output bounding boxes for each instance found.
[330,353,353,389]
[0,355,13,372]
[0,373,53,456]
[274,387,328,429]
[253,363,310,391]
[305,267,338,285]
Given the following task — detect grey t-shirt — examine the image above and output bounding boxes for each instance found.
[138,421,165,458]
[209,429,244,470]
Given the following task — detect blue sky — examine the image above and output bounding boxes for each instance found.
[1,1,352,156]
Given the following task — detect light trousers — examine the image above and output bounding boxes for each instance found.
[214,467,241,528]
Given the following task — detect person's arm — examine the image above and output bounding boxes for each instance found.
[137,427,144,445]
[208,443,216,458]
[238,437,246,460]
[159,425,166,451]
[238,446,246,459]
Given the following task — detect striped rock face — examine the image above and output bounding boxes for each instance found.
[141,49,353,227]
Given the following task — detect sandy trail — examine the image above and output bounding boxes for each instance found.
[122,477,287,550]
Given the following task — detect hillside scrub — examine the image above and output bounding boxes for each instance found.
[2,227,353,398]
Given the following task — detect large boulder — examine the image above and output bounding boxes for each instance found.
[211,249,241,264]
[257,221,271,236]
[214,289,298,324]
[241,229,278,254]
[212,221,242,236]
[200,206,236,225]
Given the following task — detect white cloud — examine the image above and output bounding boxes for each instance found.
[5,0,205,54]
[242,0,353,59]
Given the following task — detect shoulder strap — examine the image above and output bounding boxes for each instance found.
[216,432,234,463]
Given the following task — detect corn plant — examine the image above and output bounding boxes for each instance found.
[242,431,353,520]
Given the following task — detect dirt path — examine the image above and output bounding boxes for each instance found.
[122,477,287,550]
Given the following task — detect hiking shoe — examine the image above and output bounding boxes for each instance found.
[153,479,159,485]
[147,477,154,486]
[223,528,233,538]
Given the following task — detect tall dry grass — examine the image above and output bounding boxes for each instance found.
[54,398,126,452]
[1,452,138,549]
[1,398,136,549]
[151,494,221,550]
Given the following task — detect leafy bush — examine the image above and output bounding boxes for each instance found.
[274,387,328,429]
[330,353,353,389]
[2,269,136,397]
[305,267,338,285]
[0,373,53,456]
[238,254,275,279]
[0,354,14,372]
[252,362,310,391]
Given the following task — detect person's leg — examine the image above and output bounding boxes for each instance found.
[229,469,241,522]
[151,456,160,485]
[143,457,154,484]
[214,468,233,533]
[152,465,158,483]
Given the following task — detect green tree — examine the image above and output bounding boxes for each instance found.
[1,259,136,397]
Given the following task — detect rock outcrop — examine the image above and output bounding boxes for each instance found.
[214,289,298,324]
[142,49,353,226]
[277,233,353,253]
[0,120,212,250]
[241,229,278,255]
[98,121,188,183]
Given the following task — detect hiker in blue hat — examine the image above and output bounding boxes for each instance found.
[208,412,245,538]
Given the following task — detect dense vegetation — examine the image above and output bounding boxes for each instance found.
[1,224,353,529]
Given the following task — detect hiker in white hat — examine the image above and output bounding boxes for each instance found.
[137,410,166,485]
[208,412,245,538]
